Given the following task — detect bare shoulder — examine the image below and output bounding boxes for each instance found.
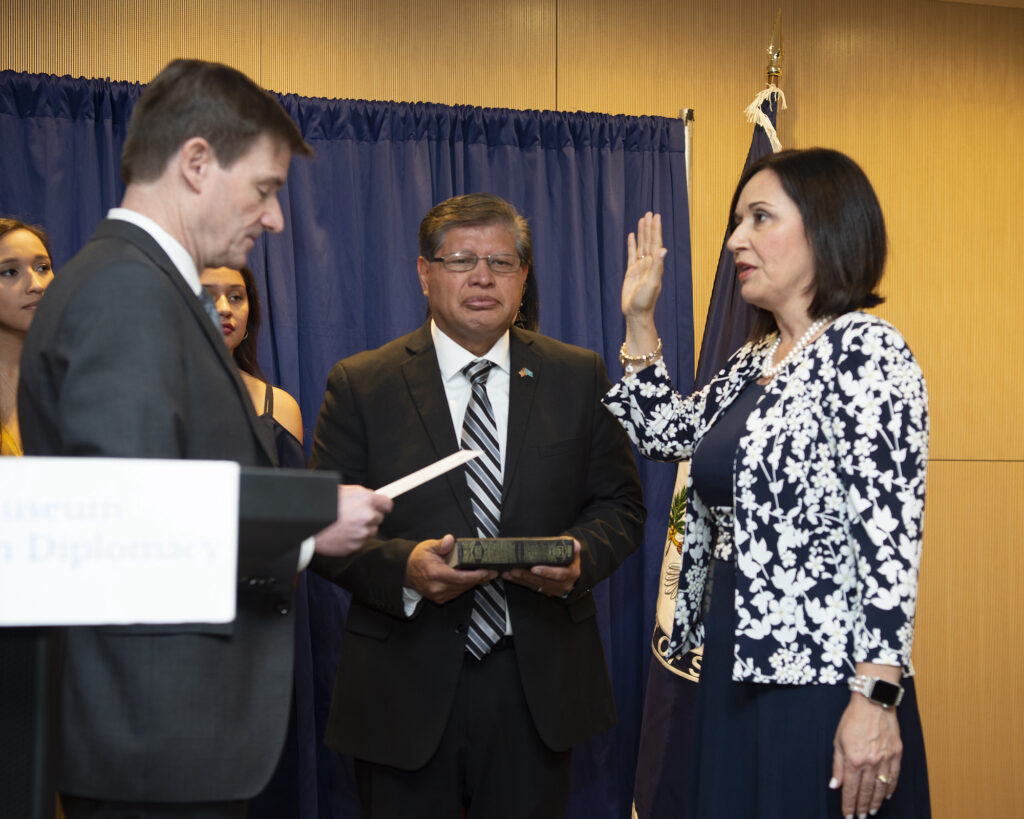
[272,386,304,444]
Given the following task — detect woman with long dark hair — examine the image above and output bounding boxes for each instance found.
[200,265,305,467]
[0,218,54,456]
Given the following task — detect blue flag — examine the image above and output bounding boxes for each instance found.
[631,86,784,819]
[694,87,784,387]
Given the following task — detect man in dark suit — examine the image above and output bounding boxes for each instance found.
[309,193,645,818]
[18,59,391,818]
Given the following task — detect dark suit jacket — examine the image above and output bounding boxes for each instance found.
[18,219,303,802]
[309,322,645,770]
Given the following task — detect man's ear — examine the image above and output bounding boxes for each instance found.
[178,137,215,193]
[416,255,431,297]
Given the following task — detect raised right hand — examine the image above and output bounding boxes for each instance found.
[621,211,668,321]
[405,534,497,604]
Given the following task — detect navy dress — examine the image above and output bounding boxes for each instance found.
[248,383,308,818]
[259,383,307,469]
[688,380,931,818]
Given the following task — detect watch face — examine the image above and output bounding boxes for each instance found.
[870,679,903,707]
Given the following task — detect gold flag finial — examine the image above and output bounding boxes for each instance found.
[766,9,783,86]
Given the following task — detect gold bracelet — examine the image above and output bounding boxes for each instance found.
[619,338,662,374]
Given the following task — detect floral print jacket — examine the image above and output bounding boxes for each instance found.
[603,312,929,684]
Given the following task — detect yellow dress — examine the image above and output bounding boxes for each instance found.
[0,423,22,456]
[2,421,64,818]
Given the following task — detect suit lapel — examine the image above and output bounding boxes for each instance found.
[503,329,540,505]
[400,325,476,530]
[95,220,279,466]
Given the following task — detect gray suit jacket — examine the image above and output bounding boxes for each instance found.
[309,322,645,770]
[18,219,302,802]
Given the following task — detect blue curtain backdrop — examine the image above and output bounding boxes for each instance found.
[0,70,693,818]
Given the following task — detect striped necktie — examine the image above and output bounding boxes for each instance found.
[461,359,507,659]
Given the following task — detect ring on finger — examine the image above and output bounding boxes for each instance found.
[876,774,893,785]
[536,586,544,593]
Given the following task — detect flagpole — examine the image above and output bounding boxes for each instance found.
[743,13,787,154]
[681,107,695,255]
[766,9,783,87]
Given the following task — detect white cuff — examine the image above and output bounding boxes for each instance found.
[402,586,423,617]
[297,536,316,571]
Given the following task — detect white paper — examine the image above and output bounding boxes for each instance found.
[376,450,479,499]
[0,457,239,626]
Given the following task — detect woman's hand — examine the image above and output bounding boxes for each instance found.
[831,689,903,818]
[620,212,668,365]
[621,212,668,322]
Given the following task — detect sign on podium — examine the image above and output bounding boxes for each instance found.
[0,458,338,819]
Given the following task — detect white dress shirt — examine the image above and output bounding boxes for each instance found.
[108,208,201,294]
[430,320,511,471]
[402,321,513,629]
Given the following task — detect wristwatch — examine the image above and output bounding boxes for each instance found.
[847,674,904,708]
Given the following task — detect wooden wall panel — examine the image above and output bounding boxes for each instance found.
[939,0,1024,7]
[557,0,780,391]
[915,461,1024,819]
[3,2,1024,815]
[779,0,1024,464]
[256,0,347,96]
[1,0,262,83]
[0,0,557,105]
[258,0,557,108]
[558,0,1024,461]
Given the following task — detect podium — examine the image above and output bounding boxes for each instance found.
[0,627,60,819]
[0,462,339,819]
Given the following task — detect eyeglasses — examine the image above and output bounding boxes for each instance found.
[429,252,523,275]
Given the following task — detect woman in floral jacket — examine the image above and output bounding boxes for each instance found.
[604,148,930,819]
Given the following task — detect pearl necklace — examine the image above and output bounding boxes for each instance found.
[761,315,834,377]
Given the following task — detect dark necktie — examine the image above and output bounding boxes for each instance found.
[460,359,507,659]
[199,288,222,331]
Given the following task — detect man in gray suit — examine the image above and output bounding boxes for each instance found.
[18,59,391,818]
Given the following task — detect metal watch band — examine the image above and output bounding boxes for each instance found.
[847,674,905,708]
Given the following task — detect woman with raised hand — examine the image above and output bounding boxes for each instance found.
[604,148,930,819]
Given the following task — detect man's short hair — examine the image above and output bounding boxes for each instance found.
[120,59,312,185]
[418,193,531,269]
